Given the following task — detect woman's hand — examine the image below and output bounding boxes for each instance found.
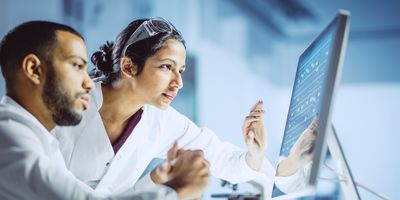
[242,100,266,171]
[276,116,319,177]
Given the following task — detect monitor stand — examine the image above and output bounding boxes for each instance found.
[325,125,361,199]
[325,125,390,200]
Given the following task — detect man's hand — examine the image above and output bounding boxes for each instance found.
[242,100,266,171]
[150,142,178,184]
[163,149,210,199]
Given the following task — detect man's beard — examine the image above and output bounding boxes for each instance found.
[42,64,83,126]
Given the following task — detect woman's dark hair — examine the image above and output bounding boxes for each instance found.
[91,18,185,85]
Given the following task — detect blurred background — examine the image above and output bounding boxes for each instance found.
[1,0,399,199]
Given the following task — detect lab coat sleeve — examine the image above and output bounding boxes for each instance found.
[181,127,274,184]
[132,173,158,192]
[155,106,274,184]
[273,157,311,194]
[0,115,177,200]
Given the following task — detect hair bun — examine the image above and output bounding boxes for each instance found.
[91,41,114,73]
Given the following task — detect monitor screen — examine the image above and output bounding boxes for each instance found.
[271,11,350,199]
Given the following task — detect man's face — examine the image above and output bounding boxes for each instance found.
[42,31,93,126]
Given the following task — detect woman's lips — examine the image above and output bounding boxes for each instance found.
[163,92,176,101]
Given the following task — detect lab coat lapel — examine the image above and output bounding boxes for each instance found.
[68,113,114,182]
[96,106,158,193]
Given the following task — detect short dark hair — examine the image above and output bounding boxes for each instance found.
[90,18,185,85]
[0,20,83,87]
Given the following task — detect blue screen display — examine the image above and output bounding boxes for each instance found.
[280,31,335,157]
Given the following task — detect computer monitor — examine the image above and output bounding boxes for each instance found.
[271,10,352,199]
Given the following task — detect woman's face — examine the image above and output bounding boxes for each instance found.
[133,39,186,109]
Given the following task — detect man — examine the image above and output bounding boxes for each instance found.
[0,20,209,200]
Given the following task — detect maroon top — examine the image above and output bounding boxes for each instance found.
[112,108,143,154]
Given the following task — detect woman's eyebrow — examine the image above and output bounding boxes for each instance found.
[159,58,177,65]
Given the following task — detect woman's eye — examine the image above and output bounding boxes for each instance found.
[160,64,171,70]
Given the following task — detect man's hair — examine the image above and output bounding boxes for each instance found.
[0,20,83,88]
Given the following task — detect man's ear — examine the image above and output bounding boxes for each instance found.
[21,54,43,85]
[120,57,138,78]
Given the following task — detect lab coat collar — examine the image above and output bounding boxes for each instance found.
[93,82,104,111]
[0,95,60,153]
[1,96,44,127]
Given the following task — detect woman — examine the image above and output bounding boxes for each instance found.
[55,17,274,194]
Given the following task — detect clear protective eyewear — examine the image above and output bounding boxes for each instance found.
[122,17,180,56]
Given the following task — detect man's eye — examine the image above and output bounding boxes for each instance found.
[72,63,83,69]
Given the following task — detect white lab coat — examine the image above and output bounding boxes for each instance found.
[0,96,177,200]
[55,83,275,194]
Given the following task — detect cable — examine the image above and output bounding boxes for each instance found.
[320,163,391,200]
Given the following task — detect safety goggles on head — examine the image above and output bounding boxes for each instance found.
[122,17,180,56]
